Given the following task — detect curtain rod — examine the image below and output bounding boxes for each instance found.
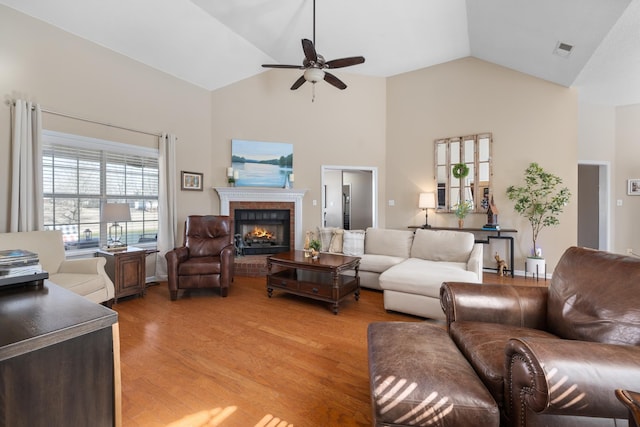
[9,100,163,138]
[40,107,162,138]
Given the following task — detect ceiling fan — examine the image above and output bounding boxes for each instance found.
[261,0,365,92]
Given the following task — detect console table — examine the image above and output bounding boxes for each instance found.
[409,226,517,277]
[0,281,120,426]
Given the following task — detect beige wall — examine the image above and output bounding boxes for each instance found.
[209,70,387,234]
[615,104,640,254]
[0,6,212,237]
[386,57,579,271]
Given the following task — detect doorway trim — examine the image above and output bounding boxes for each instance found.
[321,165,378,229]
[578,160,611,251]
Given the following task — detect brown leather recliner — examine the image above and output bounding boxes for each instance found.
[165,215,234,300]
[440,246,640,426]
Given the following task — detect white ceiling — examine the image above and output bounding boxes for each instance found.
[2,0,639,106]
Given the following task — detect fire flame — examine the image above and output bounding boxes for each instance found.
[246,226,274,240]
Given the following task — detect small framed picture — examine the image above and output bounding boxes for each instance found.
[181,171,203,191]
[628,179,640,196]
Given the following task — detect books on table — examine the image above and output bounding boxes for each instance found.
[0,249,43,278]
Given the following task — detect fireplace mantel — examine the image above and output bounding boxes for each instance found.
[214,187,307,249]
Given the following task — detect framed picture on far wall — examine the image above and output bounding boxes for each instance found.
[181,171,203,191]
[628,179,640,195]
[231,139,293,188]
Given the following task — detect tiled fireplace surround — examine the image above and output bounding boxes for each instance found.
[215,187,307,277]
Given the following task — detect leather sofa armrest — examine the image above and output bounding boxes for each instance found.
[615,389,640,427]
[219,244,235,286]
[440,282,548,332]
[165,246,189,292]
[505,338,640,425]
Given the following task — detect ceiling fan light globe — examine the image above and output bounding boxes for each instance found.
[304,68,325,83]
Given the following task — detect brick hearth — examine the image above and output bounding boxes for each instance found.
[234,255,269,277]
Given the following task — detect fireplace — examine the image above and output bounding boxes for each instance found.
[216,187,307,251]
[234,209,290,255]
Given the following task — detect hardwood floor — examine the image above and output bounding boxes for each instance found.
[113,273,538,427]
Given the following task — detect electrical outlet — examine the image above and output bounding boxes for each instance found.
[627,248,634,255]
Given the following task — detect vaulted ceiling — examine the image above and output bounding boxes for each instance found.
[2,0,639,106]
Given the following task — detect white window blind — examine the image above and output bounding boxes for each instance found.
[42,131,159,250]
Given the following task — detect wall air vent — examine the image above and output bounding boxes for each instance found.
[553,41,574,58]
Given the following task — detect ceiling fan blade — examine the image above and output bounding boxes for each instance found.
[290,75,307,90]
[262,64,304,69]
[326,56,365,69]
[324,72,347,90]
[302,38,317,63]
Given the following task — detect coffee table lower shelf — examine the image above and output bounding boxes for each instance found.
[267,268,360,314]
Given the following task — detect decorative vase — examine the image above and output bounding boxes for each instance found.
[525,257,546,280]
[458,219,464,229]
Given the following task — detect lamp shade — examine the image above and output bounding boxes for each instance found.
[418,192,436,209]
[102,203,131,222]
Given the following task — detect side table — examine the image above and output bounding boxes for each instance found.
[96,246,146,303]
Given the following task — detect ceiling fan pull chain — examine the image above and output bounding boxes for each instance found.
[312,83,316,102]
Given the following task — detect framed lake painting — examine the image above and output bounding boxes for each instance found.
[231,139,293,187]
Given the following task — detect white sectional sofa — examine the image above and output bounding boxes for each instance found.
[0,230,115,305]
[324,227,482,319]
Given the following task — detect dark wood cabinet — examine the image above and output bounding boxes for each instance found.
[97,247,146,302]
[0,281,119,427]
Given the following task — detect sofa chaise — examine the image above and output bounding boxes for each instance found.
[322,227,482,319]
[0,230,115,305]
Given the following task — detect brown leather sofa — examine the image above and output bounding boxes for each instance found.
[440,246,640,426]
[165,215,234,300]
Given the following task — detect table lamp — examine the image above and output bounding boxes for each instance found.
[418,192,436,228]
[103,203,131,247]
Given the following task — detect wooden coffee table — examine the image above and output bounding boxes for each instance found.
[266,250,360,314]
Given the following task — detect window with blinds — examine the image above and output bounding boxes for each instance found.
[42,130,159,251]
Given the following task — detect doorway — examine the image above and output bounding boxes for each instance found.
[577,162,610,250]
[321,166,378,230]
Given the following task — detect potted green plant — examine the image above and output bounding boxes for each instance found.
[309,239,321,259]
[453,200,473,228]
[506,162,571,273]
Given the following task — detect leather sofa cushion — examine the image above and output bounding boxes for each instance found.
[178,257,221,275]
[450,321,557,406]
[547,246,640,345]
[365,227,414,258]
[185,216,233,257]
[380,258,478,298]
[368,322,499,426]
[410,229,475,262]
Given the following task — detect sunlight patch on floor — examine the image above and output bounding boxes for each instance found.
[167,406,237,426]
[255,414,293,427]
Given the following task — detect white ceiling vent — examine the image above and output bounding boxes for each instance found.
[553,41,574,58]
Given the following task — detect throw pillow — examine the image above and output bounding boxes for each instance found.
[317,227,336,252]
[329,229,344,253]
[342,230,365,256]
